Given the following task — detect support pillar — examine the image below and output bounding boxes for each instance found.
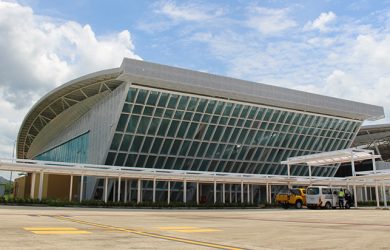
[308,165,312,184]
[117,176,121,202]
[241,181,244,203]
[375,181,380,208]
[129,180,132,202]
[183,179,187,203]
[80,175,84,202]
[38,171,44,201]
[30,172,36,199]
[247,184,250,203]
[229,184,232,203]
[69,175,73,202]
[222,183,225,204]
[364,184,368,202]
[266,183,269,204]
[124,179,128,203]
[382,182,387,208]
[353,183,358,208]
[104,177,108,203]
[214,180,217,204]
[196,182,199,205]
[167,181,170,205]
[153,178,157,203]
[137,179,141,204]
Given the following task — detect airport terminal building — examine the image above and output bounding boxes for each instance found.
[15,58,384,201]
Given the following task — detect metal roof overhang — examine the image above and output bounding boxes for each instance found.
[281,148,381,166]
[0,158,357,185]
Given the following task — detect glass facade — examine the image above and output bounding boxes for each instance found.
[35,133,89,163]
[105,85,361,177]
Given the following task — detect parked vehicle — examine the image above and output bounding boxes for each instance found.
[275,188,306,209]
[306,186,353,209]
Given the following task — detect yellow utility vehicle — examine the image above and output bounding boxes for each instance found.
[275,188,306,209]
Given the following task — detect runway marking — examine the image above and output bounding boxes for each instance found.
[52,216,243,250]
[157,226,221,233]
[24,227,91,235]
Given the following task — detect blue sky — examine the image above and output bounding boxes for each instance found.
[1,0,390,179]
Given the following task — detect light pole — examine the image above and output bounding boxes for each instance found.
[8,140,16,194]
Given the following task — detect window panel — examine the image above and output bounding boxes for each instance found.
[110,133,122,151]
[151,138,163,154]
[116,114,128,132]
[146,91,159,106]
[141,137,153,153]
[137,116,151,134]
[135,89,148,105]
[130,136,144,152]
[167,94,179,109]
[120,134,132,151]
[126,88,137,103]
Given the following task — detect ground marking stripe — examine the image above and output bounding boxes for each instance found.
[24,227,79,231]
[31,230,91,235]
[158,226,198,230]
[172,229,221,233]
[53,216,243,250]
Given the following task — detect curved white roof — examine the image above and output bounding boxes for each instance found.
[17,58,385,159]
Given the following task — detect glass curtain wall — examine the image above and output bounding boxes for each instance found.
[35,132,89,163]
[105,85,361,177]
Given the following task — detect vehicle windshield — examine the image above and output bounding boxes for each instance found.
[291,189,301,195]
[307,187,320,195]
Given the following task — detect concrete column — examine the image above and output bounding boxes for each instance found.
[69,175,73,202]
[375,181,380,208]
[167,181,171,205]
[364,185,368,202]
[124,179,128,203]
[247,184,250,203]
[353,183,358,208]
[229,184,232,203]
[153,178,157,203]
[222,183,225,204]
[214,180,217,204]
[80,175,84,202]
[382,182,387,208]
[196,182,199,205]
[38,171,44,201]
[241,181,244,203]
[104,177,108,203]
[129,180,132,202]
[137,179,141,204]
[113,180,116,202]
[30,172,36,199]
[183,179,187,203]
[117,176,121,202]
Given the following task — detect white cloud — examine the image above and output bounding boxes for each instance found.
[304,12,337,32]
[156,1,224,22]
[0,1,141,158]
[246,7,297,35]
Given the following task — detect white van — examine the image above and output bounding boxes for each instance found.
[306,186,352,209]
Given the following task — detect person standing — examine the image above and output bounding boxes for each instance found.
[338,188,345,209]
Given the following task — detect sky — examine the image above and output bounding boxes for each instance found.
[1,0,390,179]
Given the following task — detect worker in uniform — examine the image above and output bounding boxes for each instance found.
[338,188,345,209]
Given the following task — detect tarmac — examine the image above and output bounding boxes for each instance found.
[0,205,389,249]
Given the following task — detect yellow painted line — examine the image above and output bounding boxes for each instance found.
[24,227,78,231]
[172,229,221,233]
[158,226,198,230]
[53,216,242,250]
[31,230,91,235]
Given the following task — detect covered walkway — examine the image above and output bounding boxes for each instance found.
[282,148,389,208]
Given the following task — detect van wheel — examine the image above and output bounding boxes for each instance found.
[295,200,302,209]
[325,202,331,209]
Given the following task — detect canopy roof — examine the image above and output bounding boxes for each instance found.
[281,148,381,166]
